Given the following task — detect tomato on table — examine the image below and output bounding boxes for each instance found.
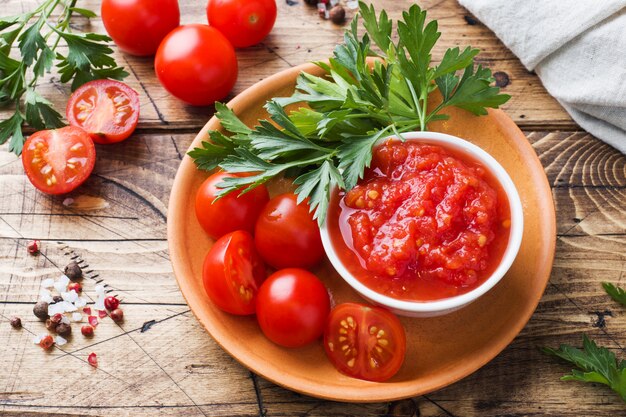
[324,303,406,382]
[203,230,266,315]
[254,193,324,269]
[195,172,269,240]
[66,79,140,144]
[207,0,277,48]
[22,126,96,195]
[154,24,238,106]
[101,0,180,56]
[256,268,330,348]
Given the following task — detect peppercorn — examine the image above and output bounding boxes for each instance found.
[27,240,40,255]
[52,295,63,303]
[329,5,345,24]
[10,316,22,329]
[303,0,317,5]
[317,3,328,19]
[64,261,83,280]
[39,335,54,350]
[110,308,124,323]
[56,323,72,337]
[33,301,49,320]
[81,325,94,337]
[68,282,82,293]
[45,318,57,332]
[104,296,120,311]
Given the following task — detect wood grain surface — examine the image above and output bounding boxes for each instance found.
[1,0,625,416]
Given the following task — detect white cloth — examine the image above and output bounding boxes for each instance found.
[458,0,626,154]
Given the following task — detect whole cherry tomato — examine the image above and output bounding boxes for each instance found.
[66,79,139,144]
[22,126,96,195]
[207,0,277,48]
[254,193,324,269]
[101,0,180,56]
[195,171,269,240]
[154,24,238,106]
[324,303,406,382]
[256,268,330,347]
[203,230,267,315]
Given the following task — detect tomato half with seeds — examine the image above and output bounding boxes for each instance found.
[66,79,140,144]
[203,230,266,315]
[324,303,406,382]
[22,126,96,195]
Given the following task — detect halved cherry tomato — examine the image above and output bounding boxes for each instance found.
[324,303,406,382]
[66,79,140,144]
[202,230,266,315]
[254,193,324,269]
[256,268,330,348]
[196,172,269,240]
[207,0,277,48]
[22,126,96,195]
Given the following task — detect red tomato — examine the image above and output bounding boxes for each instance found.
[207,0,277,48]
[324,303,406,382]
[256,268,330,348]
[101,0,180,56]
[22,126,96,195]
[155,24,238,106]
[254,193,324,269]
[66,79,140,145]
[203,230,266,315]
[196,172,270,240]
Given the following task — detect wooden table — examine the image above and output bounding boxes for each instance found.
[1,0,625,415]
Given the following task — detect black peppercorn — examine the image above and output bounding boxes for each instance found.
[304,0,317,5]
[33,301,49,320]
[10,316,22,328]
[329,5,345,24]
[56,323,72,337]
[52,295,63,303]
[64,261,83,280]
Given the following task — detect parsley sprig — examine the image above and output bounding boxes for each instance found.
[0,0,127,155]
[189,1,510,224]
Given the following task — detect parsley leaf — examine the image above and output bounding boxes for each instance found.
[603,282,626,307]
[189,1,510,224]
[0,0,127,155]
[543,335,626,402]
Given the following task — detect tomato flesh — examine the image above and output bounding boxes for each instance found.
[66,79,140,144]
[196,172,269,240]
[254,193,324,269]
[328,140,511,301]
[22,126,96,195]
[207,0,277,48]
[256,268,330,348]
[324,303,406,382]
[203,230,266,315]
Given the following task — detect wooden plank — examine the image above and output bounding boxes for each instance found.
[0,0,573,133]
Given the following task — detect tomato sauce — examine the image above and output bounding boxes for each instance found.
[327,140,511,301]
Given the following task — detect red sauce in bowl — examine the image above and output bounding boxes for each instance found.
[327,140,512,301]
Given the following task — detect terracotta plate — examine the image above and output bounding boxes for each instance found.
[167,62,556,402]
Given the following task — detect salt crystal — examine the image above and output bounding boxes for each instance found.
[48,303,65,316]
[94,295,105,311]
[346,0,358,9]
[40,278,54,288]
[62,290,78,303]
[32,334,45,344]
[55,335,67,346]
[95,285,105,295]
[72,312,83,322]
[39,288,53,302]
[54,275,70,293]
[60,315,71,325]
[61,301,78,312]
[74,297,87,308]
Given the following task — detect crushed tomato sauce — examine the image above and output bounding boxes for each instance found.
[328,140,512,301]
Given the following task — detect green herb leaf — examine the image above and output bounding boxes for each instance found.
[69,7,97,18]
[543,335,626,402]
[603,282,626,307]
[0,111,25,154]
[24,88,64,130]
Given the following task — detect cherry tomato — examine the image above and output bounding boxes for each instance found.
[256,268,330,348]
[203,230,266,315]
[254,193,324,269]
[22,126,96,195]
[207,0,277,48]
[196,172,269,240]
[66,79,140,144]
[101,0,180,56]
[324,303,406,382]
[155,24,238,106]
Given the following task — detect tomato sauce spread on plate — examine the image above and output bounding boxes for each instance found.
[328,139,511,301]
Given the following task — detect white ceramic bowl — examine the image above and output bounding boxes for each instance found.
[320,132,524,317]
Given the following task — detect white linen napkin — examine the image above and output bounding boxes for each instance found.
[458,0,626,154]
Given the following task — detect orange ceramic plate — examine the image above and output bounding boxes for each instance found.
[167,62,556,402]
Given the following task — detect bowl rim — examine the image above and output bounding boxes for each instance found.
[320,131,525,313]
